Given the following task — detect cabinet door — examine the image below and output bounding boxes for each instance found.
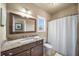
[16,50,30,56]
[31,45,43,56]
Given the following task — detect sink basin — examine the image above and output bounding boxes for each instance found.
[20,39,34,43]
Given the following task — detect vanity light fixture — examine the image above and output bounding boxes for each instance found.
[17,8,33,18]
[27,10,32,15]
[20,8,26,13]
[17,11,34,18]
[19,8,32,15]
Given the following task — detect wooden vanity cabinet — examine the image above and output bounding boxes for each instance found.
[1,40,43,56]
[16,49,30,56]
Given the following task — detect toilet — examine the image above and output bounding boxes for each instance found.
[44,43,53,56]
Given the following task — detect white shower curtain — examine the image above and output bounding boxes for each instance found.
[48,15,77,56]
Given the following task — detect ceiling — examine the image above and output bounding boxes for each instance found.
[33,3,76,14]
[6,3,77,15]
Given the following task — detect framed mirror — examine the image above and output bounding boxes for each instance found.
[9,13,36,34]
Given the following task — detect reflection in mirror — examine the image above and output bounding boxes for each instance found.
[9,13,36,34]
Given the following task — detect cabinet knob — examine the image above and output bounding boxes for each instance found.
[9,53,13,55]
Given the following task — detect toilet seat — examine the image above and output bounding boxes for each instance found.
[44,43,52,49]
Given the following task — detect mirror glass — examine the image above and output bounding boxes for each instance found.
[9,13,36,34]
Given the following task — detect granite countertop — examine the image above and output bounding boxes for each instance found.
[1,36,43,52]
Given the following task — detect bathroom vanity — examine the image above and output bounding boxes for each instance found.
[1,12,44,56]
[1,39,43,56]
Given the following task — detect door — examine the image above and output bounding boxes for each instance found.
[31,45,43,56]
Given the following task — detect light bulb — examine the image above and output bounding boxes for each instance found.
[27,10,32,15]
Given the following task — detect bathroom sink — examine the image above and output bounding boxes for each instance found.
[20,38,34,43]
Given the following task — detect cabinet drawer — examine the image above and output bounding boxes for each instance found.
[16,50,30,56]
[1,44,31,56]
[1,47,22,56]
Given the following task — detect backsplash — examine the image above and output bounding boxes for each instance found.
[7,32,46,40]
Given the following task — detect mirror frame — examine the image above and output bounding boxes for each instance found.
[9,12,36,34]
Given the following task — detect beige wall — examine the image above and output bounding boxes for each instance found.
[50,4,78,20]
[6,3,51,41]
